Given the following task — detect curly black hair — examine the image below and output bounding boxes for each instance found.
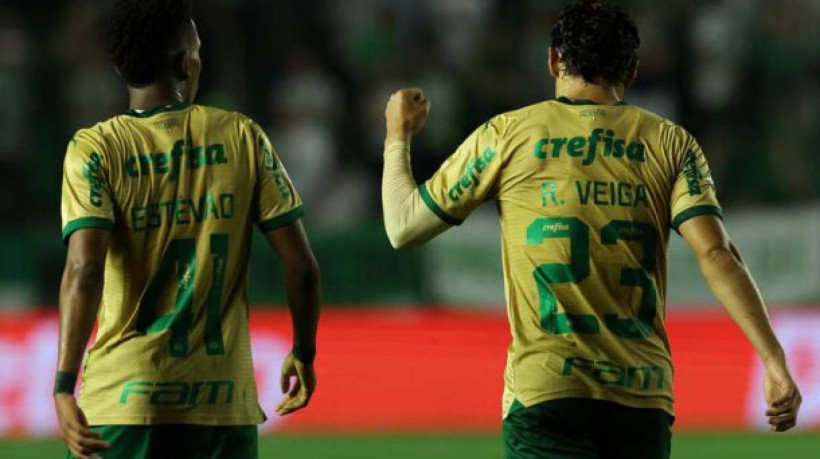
[105,0,193,86]
[550,1,640,85]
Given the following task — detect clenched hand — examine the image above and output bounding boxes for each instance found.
[763,360,802,432]
[385,88,431,145]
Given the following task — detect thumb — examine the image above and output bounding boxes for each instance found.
[280,366,292,394]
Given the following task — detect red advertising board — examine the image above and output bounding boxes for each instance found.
[0,308,818,436]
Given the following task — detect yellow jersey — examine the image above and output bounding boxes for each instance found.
[420,97,721,417]
[61,103,303,425]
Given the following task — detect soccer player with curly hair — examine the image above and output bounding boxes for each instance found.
[381,1,801,457]
[54,1,321,457]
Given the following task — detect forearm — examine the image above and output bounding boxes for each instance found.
[57,262,105,374]
[382,141,448,248]
[699,245,784,365]
[283,258,321,351]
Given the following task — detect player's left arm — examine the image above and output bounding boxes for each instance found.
[248,120,321,416]
[265,221,321,416]
[382,88,505,248]
[670,132,800,432]
[680,216,801,432]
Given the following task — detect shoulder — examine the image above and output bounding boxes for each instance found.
[67,119,118,158]
[487,100,554,131]
[191,104,262,132]
[625,105,696,146]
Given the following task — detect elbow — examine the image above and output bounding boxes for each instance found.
[386,227,413,250]
[704,246,738,265]
[701,245,743,273]
[287,255,321,288]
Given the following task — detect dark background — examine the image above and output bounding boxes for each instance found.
[1,0,818,307]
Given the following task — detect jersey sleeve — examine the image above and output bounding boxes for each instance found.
[61,130,115,243]
[669,135,722,232]
[420,118,505,225]
[250,122,304,232]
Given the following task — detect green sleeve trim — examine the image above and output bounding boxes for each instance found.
[62,217,114,243]
[419,183,463,226]
[258,206,305,233]
[671,205,723,232]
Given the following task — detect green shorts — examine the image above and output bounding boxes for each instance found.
[67,424,258,459]
[503,398,673,459]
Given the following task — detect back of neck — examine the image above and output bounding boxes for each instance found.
[555,76,624,105]
[128,84,185,112]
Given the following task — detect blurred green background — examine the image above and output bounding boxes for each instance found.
[1,0,819,308]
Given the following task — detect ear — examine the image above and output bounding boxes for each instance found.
[175,51,191,80]
[623,56,639,87]
[548,47,561,79]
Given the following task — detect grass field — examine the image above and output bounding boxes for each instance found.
[1,433,818,458]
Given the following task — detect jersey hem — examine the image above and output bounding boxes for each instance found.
[671,205,722,232]
[419,183,463,226]
[258,206,305,232]
[62,217,114,243]
[505,392,674,419]
[84,414,266,426]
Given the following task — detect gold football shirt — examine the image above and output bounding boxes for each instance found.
[420,97,721,417]
[61,103,303,425]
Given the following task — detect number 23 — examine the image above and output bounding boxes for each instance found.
[527,217,658,339]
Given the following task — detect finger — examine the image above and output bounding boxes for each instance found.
[274,398,287,413]
[275,396,299,415]
[76,431,111,450]
[77,426,103,440]
[67,425,107,448]
[69,443,99,459]
[78,437,112,452]
[766,404,793,416]
[769,414,796,427]
[288,394,310,412]
[277,394,309,415]
[275,395,291,413]
[771,420,796,432]
[280,371,290,394]
[769,415,796,431]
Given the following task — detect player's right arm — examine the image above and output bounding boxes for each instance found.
[56,132,114,458]
[680,216,801,432]
[56,229,112,459]
[382,89,506,248]
[248,120,321,415]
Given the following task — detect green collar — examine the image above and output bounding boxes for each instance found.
[125,102,191,118]
[555,96,628,106]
